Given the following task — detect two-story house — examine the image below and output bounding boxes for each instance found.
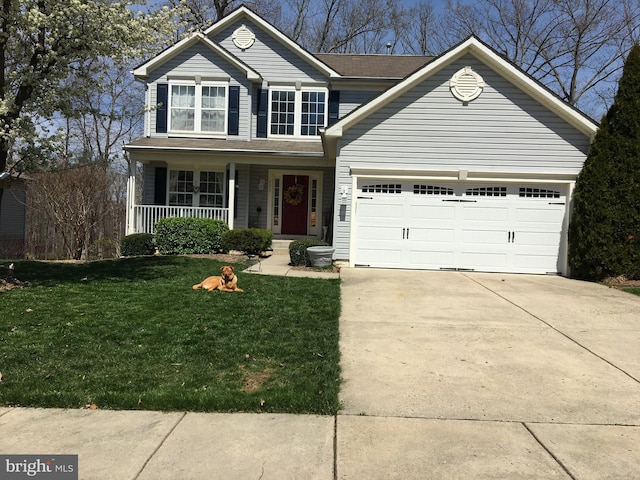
[125,5,598,275]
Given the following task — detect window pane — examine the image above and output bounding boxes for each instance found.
[199,171,224,207]
[201,86,226,133]
[170,85,195,131]
[270,90,296,136]
[169,170,194,206]
[300,90,326,136]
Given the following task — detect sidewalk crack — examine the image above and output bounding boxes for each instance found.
[132,411,187,480]
[522,423,577,480]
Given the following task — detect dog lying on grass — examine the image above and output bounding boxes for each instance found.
[192,265,244,292]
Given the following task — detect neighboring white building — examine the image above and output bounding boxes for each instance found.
[125,5,598,275]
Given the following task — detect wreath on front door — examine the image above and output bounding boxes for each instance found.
[284,183,304,206]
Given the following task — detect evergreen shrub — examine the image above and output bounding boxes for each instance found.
[154,218,229,255]
[120,233,155,257]
[221,228,273,255]
[568,44,640,281]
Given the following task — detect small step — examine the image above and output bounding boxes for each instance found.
[270,239,293,255]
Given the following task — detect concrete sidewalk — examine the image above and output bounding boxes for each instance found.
[1,268,639,479]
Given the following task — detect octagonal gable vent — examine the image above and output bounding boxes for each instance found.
[450,66,485,102]
[232,24,255,50]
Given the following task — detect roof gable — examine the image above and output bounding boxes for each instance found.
[132,32,260,81]
[204,6,340,78]
[324,36,598,140]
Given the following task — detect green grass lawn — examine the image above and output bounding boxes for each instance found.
[0,256,341,414]
[623,287,640,296]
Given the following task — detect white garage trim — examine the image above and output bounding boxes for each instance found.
[349,174,573,274]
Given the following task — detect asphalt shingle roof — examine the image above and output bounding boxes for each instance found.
[315,53,432,79]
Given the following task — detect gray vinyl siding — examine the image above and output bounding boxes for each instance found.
[0,182,26,240]
[339,55,590,173]
[212,20,328,83]
[333,54,593,260]
[233,163,250,229]
[338,90,380,118]
[142,165,156,205]
[146,43,252,139]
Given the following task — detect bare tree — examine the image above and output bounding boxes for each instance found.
[28,164,118,260]
[438,0,640,117]
[397,1,438,55]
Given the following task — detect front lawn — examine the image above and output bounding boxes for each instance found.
[0,257,341,414]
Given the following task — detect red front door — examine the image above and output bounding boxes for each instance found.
[281,175,309,235]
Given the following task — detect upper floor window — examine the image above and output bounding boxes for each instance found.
[269,88,326,137]
[169,82,227,134]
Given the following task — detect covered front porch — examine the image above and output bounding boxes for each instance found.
[123,137,336,238]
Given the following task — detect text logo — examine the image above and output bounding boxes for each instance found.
[0,455,77,479]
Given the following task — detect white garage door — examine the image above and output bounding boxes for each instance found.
[354,180,567,274]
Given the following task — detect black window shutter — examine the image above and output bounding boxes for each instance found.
[256,88,268,138]
[228,86,240,135]
[328,90,340,125]
[154,167,167,205]
[156,84,168,133]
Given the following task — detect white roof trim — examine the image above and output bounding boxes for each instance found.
[204,6,341,78]
[132,32,260,81]
[324,36,598,140]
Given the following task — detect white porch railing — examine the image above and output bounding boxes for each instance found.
[134,205,230,234]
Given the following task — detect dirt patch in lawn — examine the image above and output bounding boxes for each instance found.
[240,366,272,393]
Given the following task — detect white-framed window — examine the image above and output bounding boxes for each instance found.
[169,82,227,134]
[169,170,194,206]
[269,88,327,137]
[168,169,225,207]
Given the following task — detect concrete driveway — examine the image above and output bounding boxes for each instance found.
[338,269,640,479]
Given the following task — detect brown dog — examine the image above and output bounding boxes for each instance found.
[192,265,244,292]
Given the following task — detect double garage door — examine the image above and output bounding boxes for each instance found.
[354,180,568,274]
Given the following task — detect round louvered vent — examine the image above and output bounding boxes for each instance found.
[232,24,255,50]
[450,66,485,102]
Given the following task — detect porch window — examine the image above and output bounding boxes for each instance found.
[199,171,224,207]
[168,170,225,207]
[170,82,227,134]
[269,88,327,137]
[169,170,194,206]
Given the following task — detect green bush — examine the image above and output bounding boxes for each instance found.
[120,233,155,257]
[289,238,329,266]
[154,218,229,255]
[221,228,273,255]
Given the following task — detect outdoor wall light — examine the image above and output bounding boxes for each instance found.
[340,185,349,200]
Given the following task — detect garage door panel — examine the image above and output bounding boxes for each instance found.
[358,202,404,221]
[409,203,456,220]
[409,248,455,269]
[459,251,508,269]
[515,206,565,225]
[461,205,509,221]
[357,246,404,267]
[358,225,404,242]
[462,227,508,245]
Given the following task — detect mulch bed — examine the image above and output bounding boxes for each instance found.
[602,276,640,288]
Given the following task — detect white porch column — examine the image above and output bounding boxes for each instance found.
[126,160,137,235]
[228,162,235,230]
